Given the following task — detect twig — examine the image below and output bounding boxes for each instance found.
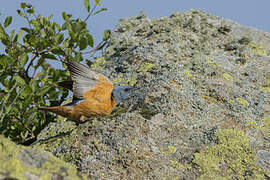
[22,8,32,30]
[83,4,97,22]
[81,40,107,57]
[25,53,38,74]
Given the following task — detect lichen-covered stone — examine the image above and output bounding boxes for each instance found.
[0,135,86,180]
[34,10,270,179]
[193,129,266,179]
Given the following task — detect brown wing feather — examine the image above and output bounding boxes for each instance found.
[67,60,113,101]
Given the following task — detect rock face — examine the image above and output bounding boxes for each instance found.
[0,135,86,180]
[33,10,270,179]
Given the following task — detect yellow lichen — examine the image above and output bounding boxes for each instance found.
[170,160,184,169]
[236,97,249,107]
[260,86,270,93]
[247,120,259,128]
[168,145,177,154]
[184,70,194,80]
[193,129,266,179]
[248,43,270,56]
[260,76,270,93]
[137,62,155,72]
[126,73,137,86]
[92,57,107,70]
[223,73,233,81]
[112,73,123,83]
[228,99,235,104]
[261,116,270,129]
[207,59,219,66]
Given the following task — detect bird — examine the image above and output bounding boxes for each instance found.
[38,60,133,123]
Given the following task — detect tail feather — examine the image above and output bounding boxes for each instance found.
[38,106,72,118]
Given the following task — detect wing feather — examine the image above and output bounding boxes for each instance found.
[67,60,113,100]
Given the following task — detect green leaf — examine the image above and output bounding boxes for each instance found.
[86,59,93,67]
[36,85,51,96]
[51,48,64,55]
[20,3,27,9]
[42,54,57,60]
[17,10,25,18]
[62,12,68,21]
[79,36,88,50]
[17,29,24,41]
[75,52,83,61]
[29,79,39,91]
[21,27,30,33]
[47,26,55,35]
[86,33,93,47]
[4,16,12,28]
[13,75,25,85]
[102,29,111,41]
[0,55,7,69]
[18,53,28,67]
[95,0,101,5]
[10,29,16,40]
[84,0,90,12]
[56,33,64,44]
[30,19,40,28]
[93,8,107,15]
[61,21,70,30]
[13,34,18,42]
[0,25,6,39]
[21,85,32,98]
[27,8,35,14]
[54,23,61,31]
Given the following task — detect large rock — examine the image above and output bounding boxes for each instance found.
[0,135,86,179]
[34,10,270,179]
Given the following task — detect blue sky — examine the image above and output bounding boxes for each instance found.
[1,0,270,48]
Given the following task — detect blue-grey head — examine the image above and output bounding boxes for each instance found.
[112,86,134,105]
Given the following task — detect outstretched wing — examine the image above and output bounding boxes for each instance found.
[67,60,114,101]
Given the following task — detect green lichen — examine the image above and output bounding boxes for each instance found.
[0,135,85,180]
[110,107,128,118]
[193,129,266,180]
[139,105,157,119]
[137,62,155,72]
[0,136,28,180]
[33,121,83,163]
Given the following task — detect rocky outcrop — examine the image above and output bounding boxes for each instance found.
[4,10,270,179]
[0,135,86,179]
